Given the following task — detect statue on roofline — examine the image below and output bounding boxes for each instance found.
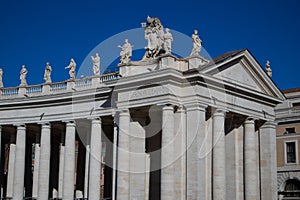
[265,60,272,77]
[91,53,100,75]
[44,62,52,83]
[0,68,3,88]
[118,39,133,65]
[65,58,76,80]
[164,28,173,54]
[20,65,28,86]
[142,16,171,60]
[190,29,202,56]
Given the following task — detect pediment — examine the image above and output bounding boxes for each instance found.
[200,50,285,101]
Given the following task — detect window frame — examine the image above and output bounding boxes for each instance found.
[284,140,298,165]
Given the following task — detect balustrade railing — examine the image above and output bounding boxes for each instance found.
[0,72,120,98]
[26,85,42,94]
[50,81,67,92]
[0,87,19,96]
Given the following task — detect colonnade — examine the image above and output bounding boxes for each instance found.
[0,118,108,200]
[0,104,277,199]
[114,105,276,200]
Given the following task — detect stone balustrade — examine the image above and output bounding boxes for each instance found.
[0,72,120,99]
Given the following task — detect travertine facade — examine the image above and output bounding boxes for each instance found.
[275,88,300,199]
[0,18,284,200]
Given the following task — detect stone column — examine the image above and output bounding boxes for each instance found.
[186,105,206,200]
[112,119,118,200]
[244,117,259,199]
[116,109,130,200]
[212,108,226,200]
[32,132,40,198]
[161,105,175,200]
[13,124,26,200]
[174,106,186,200]
[6,132,16,198]
[88,118,102,200]
[58,143,65,198]
[38,123,51,199]
[84,145,90,199]
[259,121,277,200]
[63,121,76,200]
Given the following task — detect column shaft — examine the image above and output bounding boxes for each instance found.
[260,121,277,200]
[116,110,130,200]
[38,123,51,199]
[58,143,65,198]
[244,118,259,199]
[13,125,26,200]
[6,143,15,197]
[32,143,40,198]
[161,105,175,200]
[212,109,226,200]
[84,145,90,199]
[63,121,76,200]
[88,118,102,200]
[174,107,186,200]
[186,106,206,199]
[112,120,118,200]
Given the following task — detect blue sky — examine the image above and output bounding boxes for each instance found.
[0,0,299,90]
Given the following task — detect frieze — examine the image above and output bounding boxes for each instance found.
[119,86,170,101]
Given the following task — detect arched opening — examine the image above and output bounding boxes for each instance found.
[279,179,300,199]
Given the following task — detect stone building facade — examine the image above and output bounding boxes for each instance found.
[275,88,300,199]
[0,49,284,200]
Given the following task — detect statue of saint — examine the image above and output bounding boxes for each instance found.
[265,60,272,77]
[142,16,165,59]
[20,65,28,86]
[65,58,76,80]
[44,62,52,83]
[118,39,133,64]
[190,29,202,56]
[91,53,100,75]
[0,68,3,88]
[164,28,173,54]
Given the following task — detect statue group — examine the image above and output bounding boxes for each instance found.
[142,16,173,59]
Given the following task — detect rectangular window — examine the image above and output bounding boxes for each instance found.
[286,142,296,163]
[285,127,296,134]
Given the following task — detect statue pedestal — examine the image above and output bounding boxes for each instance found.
[67,80,75,91]
[160,56,175,69]
[18,87,27,97]
[42,84,51,94]
[92,76,101,88]
[188,56,208,69]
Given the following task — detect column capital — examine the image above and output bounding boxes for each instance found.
[118,108,130,116]
[38,122,51,126]
[185,102,207,112]
[91,117,102,124]
[162,104,174,111]
[14,124,26,129]
[212,107,226,116]
[64,120,76,127]
[260,121,277,129]
[41,123,51,129]
[244,117,255,124]
[176,105,186,113]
